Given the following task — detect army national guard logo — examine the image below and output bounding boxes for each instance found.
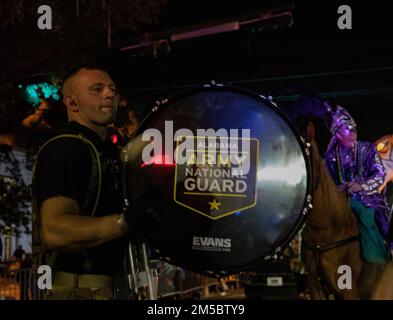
[174,136,259,220]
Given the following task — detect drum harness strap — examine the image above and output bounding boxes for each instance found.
[31,133,102,280]
[302,234,359,299]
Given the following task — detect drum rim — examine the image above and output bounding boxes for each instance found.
[124,83,313,275]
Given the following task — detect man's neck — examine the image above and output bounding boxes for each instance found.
[340,141,357,151]
[70,118,108,141]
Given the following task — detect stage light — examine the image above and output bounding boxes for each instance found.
[18,82,60,106]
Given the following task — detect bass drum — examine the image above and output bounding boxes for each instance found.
[122,84,312,276]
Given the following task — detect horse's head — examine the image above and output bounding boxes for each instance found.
[284,96,332,156]
[304,121,358,233]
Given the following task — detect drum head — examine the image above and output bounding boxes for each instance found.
[122,85,311,275]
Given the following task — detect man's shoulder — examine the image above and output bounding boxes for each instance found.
[39,134,91,156]
[39,122,96,154]
[35,132,93,169]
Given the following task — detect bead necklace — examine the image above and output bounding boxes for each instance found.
[335,142,359,184]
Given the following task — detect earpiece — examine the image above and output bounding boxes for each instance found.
[70,97,78,111]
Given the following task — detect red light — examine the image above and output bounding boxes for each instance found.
[141,154,175,167]
[111,134,118,144]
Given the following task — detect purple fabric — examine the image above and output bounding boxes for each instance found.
[329,105,356,136]
[325,141,391,240]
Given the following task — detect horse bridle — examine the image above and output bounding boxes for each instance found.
[302,234,360,299]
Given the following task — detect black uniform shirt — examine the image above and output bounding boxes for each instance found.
[34,121,125,277]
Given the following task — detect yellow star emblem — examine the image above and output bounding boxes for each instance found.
[208,198,221,211]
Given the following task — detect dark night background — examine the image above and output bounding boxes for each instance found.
[0,0,392,296]
[0,0,392,144]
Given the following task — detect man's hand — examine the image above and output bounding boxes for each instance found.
[348,181,363,193]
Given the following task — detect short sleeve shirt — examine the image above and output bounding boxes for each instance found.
[34,121,125,276]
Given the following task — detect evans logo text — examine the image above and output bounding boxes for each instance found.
[192,236,231,252]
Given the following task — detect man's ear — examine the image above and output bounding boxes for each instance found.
[63,95,78,112]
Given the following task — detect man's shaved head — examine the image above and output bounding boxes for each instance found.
[61,64,109,97]
[61,64,117,136]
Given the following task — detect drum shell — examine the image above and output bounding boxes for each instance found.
[123,85,312,275]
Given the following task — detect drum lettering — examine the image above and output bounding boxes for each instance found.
[196,141,238,150]
[185,152,247,167]
[183,177,247,193]
[222,179,233,192]
[185,167,232,178]
[203,238,215,246]
[231,168,246,177]
[214,238,223,247]
[213,169,223,178]
[223,239,231,248]
[192,237,232,249]
[236,180,247,193]
[218,154,231,166]
[208,179,220,191]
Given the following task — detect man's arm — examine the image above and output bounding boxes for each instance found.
[360,144,386,194]
[40,196,128,252]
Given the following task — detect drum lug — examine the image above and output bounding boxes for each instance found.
[265,247,282,261]
[203,80,224,88]
[305,142,311,156]
[267,95,278,107]
[301,136,312,156]
[274,247,282,257]
[152,98,168,112]
[259,94,278,106]
[302,195,313,215]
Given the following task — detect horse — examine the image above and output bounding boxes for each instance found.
[283,97,388,299]
[301,121,364,299]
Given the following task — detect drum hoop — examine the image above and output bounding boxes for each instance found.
[126,83,313,274]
